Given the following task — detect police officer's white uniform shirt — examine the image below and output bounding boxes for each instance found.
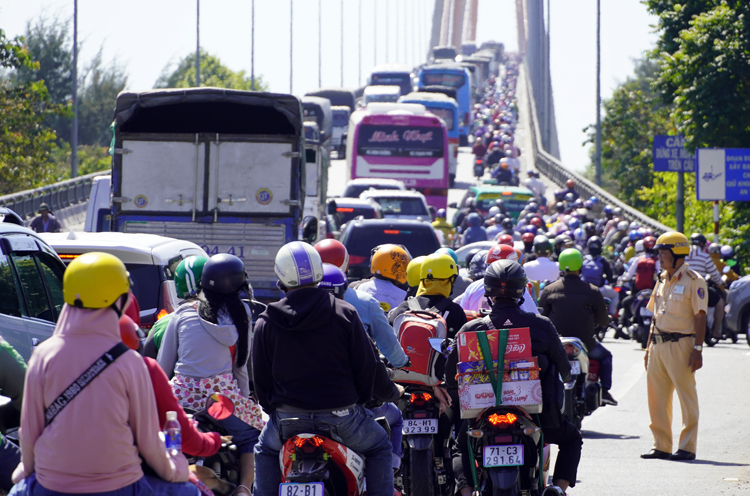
[523,257,560,283]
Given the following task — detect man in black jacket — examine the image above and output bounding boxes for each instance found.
[252,242,393,496]
[447,260,581,495]
[540,248,618,406]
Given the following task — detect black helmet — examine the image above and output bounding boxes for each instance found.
[464,247,483,267]
[554,234,572,254]
[690,233,707,246]
[493,213,503,225]
[200,254,246,293]
[555,203,565,213]
[484,260,528,299]
[587,236,603,256]
[583,222,596,237]
[564,192,576,203]
[501,218,514,230]
[533,235,552,256]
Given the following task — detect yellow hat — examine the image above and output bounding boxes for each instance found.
[63,252,130,308]
[406,256,427,287]
[420,253,458,280]
[655,232,690,256]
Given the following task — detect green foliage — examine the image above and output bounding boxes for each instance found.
[155,49,268,91]
[49,143,110,179]
[0,29,69,195]
[77,50,127,146]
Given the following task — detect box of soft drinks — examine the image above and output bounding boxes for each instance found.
[457,327,532,362]
[458,381,543,418]
[456,358,540,387]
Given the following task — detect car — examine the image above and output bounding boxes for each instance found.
[341,178,406,199]
[0,207,24,226]
[338,218,441,281]
[359,190,431,221]
[38,231,207,328]
[0,222,67,360]
[328,197,383,225]
[724,275,750,341]
[451,185,535,219]
[455,241,496,267]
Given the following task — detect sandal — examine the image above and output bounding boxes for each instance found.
[236,485,252,496]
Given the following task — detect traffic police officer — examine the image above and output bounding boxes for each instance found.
[641,232,707,462]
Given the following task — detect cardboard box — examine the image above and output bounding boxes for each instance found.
[459,381,543,418]
[456,359,540,387]
[458,328,532,362]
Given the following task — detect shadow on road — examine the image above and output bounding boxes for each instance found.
[581,431,640,440]
[453,180,475,190]
[689,459,749,467]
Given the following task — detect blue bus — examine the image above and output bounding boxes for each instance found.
[417,64,473,146]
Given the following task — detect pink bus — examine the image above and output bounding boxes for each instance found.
[345,103,449,210]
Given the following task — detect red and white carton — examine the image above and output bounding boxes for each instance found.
[459,381,543,419]
[457,327,532,362]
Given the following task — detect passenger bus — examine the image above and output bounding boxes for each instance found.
[362,85,401,106]
[346,103,449,210]
[367,64,413,97]
[417,64,473,146]
[398,92,459,187]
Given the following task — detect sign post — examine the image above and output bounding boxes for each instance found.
[697,148,750,242]
[653,135,696,233]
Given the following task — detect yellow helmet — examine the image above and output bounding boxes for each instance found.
[370,244,411,285]
[406,256,427,287]
[655,232,690,256]
[63,252,130,309]
[420,253,458,280]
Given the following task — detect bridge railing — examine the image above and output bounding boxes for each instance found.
[0,171,110,220]
[522,63,672,235]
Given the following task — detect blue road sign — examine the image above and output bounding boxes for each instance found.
[696,148,750,201]
[653,135,696,172]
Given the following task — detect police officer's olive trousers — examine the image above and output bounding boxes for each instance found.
[646,337,699,454]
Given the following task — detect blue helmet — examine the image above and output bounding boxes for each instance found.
[589,196,599,204]
[318,263,348,299]
[567,218,581,230]
[583,200,594,210]
[436,208,447,218]
[603,204,614,215]
[628,230,644,242]
[435,247,458,264]
[469,250,490,280]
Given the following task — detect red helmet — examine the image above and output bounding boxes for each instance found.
[521,232,535,244]
[643,236,657,250]
[498,234,514,246]
[486,244,519,264]
[119,315,140,351]
[530,217,543,228]
[314,239,349,271]
[566,179,575,189]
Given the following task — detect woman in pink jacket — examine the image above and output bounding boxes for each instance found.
[10,253,197,496]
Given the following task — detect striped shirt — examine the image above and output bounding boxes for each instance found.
[685,246,722,282]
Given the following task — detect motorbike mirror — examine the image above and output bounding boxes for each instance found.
[206,393,234,420]
[723,265,731,274]
[428,338,445,353]
[448,202,458,209]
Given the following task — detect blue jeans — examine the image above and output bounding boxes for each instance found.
[214,414,261,454]
[254,405,393,496]
[587,342,613,391]
[370,403,403,470]
[9,473,199,496]
[0,435,21,491]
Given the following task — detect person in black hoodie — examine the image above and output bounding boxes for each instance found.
[252,242,393,496]
[446,260,581,496]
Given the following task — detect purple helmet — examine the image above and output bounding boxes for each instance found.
[318,263,348,299]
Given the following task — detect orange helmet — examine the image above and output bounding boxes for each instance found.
[566,178,575,189]
[498,234,514,246]
[119,315,140,351]
[370,244,411,285]
[314,239,349,271]
[486,244,519,264]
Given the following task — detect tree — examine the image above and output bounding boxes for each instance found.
[155,50,268,91]
[0,30,69,195]
[77,50,127,146]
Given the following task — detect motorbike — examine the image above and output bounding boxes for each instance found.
[560,337,602,430]
[704,275,737,346]
[626,289,653,350]
[474,158,486,179]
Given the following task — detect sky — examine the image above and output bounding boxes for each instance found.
[1,0,659,172]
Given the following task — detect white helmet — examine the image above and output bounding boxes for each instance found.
[617,221,629,232]
[488,206,501,217]
[274,241,324,288]
[635,240,645,253]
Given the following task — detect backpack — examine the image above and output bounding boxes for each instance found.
[390,297,450,386]
[581,255,605,287]
[635,256,657,291]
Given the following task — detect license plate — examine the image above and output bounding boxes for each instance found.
[483,444,524,467]
[640,307,654,316]
[402,418,438,435]
[570,361,581,375]
[279,483,324,496]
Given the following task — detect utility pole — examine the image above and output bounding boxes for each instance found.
[676,172,685,232]
[319,0,322,87]
[290,0,294,93]
[594,0,602,186]
[196,0,201,86]
[340,0,344,87]
[358,0,362,86]
[71,0,78,178]
[251,0,255,89]
[374,0,377,65]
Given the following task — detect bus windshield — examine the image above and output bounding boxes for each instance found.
[426,107,455,131]
[332,110,349,127]
[422,72,466,89]
[356,124,444,158]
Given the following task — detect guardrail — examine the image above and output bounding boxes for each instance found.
[0,170,110,220]
[522,63,672,235]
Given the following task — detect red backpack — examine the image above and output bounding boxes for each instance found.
[635,256,657,291]
[390,298,449,386]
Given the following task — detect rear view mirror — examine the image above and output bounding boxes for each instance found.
[302,216,319,243]
[428,338,445,353]
[448,202,458,209]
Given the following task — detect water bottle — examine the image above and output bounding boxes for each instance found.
[163,411,182,456]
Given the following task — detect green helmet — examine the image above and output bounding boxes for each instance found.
[558,248,583,272]
[175,256,208,298]
[435,247,458,265]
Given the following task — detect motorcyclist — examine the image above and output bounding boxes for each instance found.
[447,260,582,495]
[491,161,513,184]
[708,243,739,285]
[432,208,455,243]
[499,217,521,241]
[521,232,536,256]
[685,233,725,340]
[485,213,504,240]
[597,204,615,233]
[0,337,25,492]
[472,135,488,158]
[462,212,488,245]
[405,255,427,299]
[252,242,393,496]
[484,141,504,168]
[581,236,619,317]
[563,178,579,201]
[356,244,412,312]
[158,253,265,495]
[721,245,741,277]
[453,198,480,232]
[618,236,660,331]
[540,249,618,406]
[523,170,547,206]
[604,220,629,248]
[11,252,193,495]
[314,240,409,368]
[523,235,560,283]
